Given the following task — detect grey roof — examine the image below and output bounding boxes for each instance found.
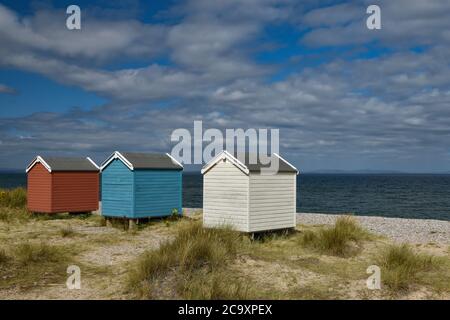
[121,152,183,170]
[232,152,298,173]
[41,157,99,172]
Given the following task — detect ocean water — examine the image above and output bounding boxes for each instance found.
[2,172,450,221]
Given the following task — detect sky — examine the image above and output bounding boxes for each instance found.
[1,0,450,172]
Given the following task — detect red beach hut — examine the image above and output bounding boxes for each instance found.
[26,156,100,213]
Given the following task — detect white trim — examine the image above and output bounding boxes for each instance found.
[25,156,52,173]
[201,151,249,175]
[165,153,184,168]
[274,153,299,175]
[100,151,134,171]
[86,157,100,170]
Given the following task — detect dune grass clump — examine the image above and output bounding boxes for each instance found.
[377,244,438,291]
[0,249,10,265]
[13,242,66,266]
[128,221,243,298]
[0,242,73,289]
[59,226,76,238]
[0,207,31,223]
[299,216,371,257]
[0,188,27,208]
[178,271,250,300]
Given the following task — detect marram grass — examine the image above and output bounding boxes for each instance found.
[377,244,439,291]
[127,221,246,299]
[299,216,372,257]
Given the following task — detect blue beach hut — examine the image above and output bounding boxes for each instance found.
[100,152,183,223]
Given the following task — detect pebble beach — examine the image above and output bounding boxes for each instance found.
[183,208,450,244]
[297,213,450,244]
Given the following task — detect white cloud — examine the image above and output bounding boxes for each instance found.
[0,84,17,95]
[1,0,450,172]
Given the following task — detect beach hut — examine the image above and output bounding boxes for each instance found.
[26,156,100,213]
[201,151,299,233]
[100,152,183,223]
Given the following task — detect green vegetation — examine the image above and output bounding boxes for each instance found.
[177,270,250,300]
[377,244,440,291]
[59,226,77,238]
[13,242,67,266]
[0,249,9,264]
[0,241,73,290]
[0,188,27,208]
[0,206,31,222]
[0,192,448,299]
[127,221,246,299]
[299,216,371,256]
[0,187,30,222]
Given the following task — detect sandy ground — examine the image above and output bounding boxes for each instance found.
[1,209,448,300]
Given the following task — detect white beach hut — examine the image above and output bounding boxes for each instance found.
[201,151,299,233]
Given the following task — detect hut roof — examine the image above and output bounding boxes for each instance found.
[100,151,183,171]
[26,156,99,173]
[201,151,298,175]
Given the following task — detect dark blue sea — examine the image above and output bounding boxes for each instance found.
[2,172,450,221]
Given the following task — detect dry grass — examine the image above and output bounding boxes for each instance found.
[13,242,67,266]
[59,226,77,238]
[299,216,371,257]
[0,241,73,290]
[0,202,448,300]
[377,244,440,291]
[127,221,246,299]
[177,270,251,300]
[0,249,9,264]
[0,188,27,208]
[0,206,31,223]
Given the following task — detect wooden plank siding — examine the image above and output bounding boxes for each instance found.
[133,170,182,218]
[101,159,183,218]
[27,162,99,213]
[248,173,296,232]
[51,172,99,213]
[27,162,52,212]
[203,159,250,232]
[101,159,134,217]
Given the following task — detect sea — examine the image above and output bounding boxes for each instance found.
[2,172,450,221]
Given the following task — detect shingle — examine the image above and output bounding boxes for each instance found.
[43,157,99,172]
[121,152,183,170]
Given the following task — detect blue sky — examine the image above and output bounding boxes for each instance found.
[1,0,450,172]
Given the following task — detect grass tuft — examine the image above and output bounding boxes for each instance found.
[377,244,439,291]
[59,226,76,238]
[178,271,250,299]
[0,206,31,223]
[299,216,371,257]
[128,221,243,298]
[14,242,66,266]
[0,249,10,264]
[0,188,27,208]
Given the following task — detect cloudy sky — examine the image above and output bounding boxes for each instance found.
[1,0,450,172]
